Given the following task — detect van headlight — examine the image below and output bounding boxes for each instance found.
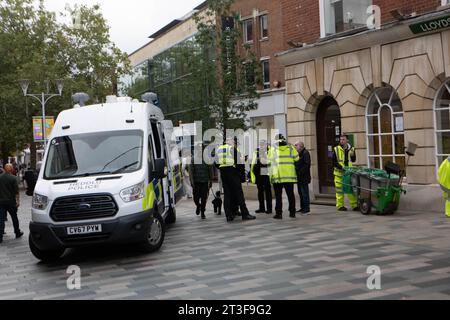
[120,181,145,202]
[32,193,48,210]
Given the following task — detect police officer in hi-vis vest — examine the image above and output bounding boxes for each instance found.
[269,134,300,219]
[333,134,359,212]
[216,137,256,223]
[438,156,450,218]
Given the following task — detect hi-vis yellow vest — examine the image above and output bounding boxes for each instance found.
[334,145,353,176]
[269,144,299,184]
[438,157,450,193]
[217,144,236,168]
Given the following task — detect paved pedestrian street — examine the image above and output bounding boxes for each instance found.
[1,191,450,300]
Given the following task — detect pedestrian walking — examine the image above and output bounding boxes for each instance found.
[24,166,37,196]
[269,134,299,219]
[438,156,450,218]
[250,140,272,214]
[333,134,359,212]
[189,143,214,220]
[216,137,255,222]
[294,141,311,215]
[0,164,24,244]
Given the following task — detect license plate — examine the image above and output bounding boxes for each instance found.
[67,224,102,235]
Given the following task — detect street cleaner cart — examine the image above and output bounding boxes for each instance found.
[341,142,417,216]
[342,165,405,215]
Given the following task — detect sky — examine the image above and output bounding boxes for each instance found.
[42,0,205,54]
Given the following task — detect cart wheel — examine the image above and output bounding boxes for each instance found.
[360,199,371,215]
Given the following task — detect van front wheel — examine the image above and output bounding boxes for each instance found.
[140,212,165,253]
[29,235,65,262]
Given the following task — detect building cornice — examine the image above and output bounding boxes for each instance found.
[276,8,450,66]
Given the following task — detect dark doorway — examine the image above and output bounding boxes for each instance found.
[316,96,341,194]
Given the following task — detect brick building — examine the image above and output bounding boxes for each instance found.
[277,0,450,212]
[230,0,288,135]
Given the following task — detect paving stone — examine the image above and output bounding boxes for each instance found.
[1,191,450,300]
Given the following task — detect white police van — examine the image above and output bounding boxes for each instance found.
[29,93,184,262]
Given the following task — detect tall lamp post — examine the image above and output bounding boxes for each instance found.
[19,79,64,151]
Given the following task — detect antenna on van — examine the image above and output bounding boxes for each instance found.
[130,104,133,113]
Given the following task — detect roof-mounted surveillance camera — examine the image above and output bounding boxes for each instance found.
[72,92,90,107]
[141,92,160,107]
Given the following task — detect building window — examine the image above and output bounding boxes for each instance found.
[435,81,450,167]
[366,87,405,169]
[320,0,372,37]
[243,60,256,88]
[251,116,274,131]
[261,59,270,90]
[243,19,253,43]
[260,14,268,39]
[442,0,450,6]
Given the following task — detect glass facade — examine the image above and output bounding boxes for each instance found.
[121,61,151,97]
[125,36,215,126]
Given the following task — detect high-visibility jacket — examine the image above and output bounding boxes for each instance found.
[268,144,299,184]
[216,144,240,168]
[438,157,450,193]
[333,145,355,177]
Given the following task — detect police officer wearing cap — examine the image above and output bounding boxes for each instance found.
[216,138,256,222]
[269,134,300,219]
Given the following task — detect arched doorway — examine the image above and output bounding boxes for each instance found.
[316,96,341,194]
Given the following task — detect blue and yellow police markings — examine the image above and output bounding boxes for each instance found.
[172,163,182,192]
[143,179,163,211]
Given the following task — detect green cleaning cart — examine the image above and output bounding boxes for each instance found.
[342,163,407,215]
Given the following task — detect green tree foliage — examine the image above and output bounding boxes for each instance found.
[0,0,130,164]
[194,0,261,135]
[125,0,260,133]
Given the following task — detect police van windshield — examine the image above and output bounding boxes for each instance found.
[44,130,144,180]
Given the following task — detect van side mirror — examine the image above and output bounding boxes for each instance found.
[152,158,167,179]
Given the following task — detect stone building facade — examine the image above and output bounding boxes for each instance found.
[277,2,450,212]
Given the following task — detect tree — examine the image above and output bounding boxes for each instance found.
[0,0,130,166]
[193,0,261,136]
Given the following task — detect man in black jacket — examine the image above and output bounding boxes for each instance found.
[189,143,214,220]
[0,164,24,243]
[295,142,311,215]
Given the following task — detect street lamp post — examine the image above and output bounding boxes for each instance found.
[19,80,63,151]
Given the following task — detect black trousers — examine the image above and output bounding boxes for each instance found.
[193,182,209,213]
[220,167,249,218]
[274,183,296,215]
[0,205,20,237]
[256,176,272,211]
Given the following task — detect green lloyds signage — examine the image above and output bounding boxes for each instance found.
[409,16,450,34]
